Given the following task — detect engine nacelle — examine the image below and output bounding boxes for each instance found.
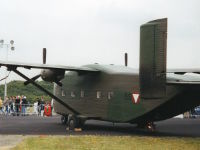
[41,69,65,82]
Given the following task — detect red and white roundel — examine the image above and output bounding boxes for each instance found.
[131,92,140,104]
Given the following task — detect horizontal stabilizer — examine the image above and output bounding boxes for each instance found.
[167,81,200,85]
[167,69,200,75]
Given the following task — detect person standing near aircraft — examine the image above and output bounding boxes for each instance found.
[3,97,9,115]
[10,96,15,114]
[40,97,45,116]
[34,101,38,115]
[51,99,54,113]
[21,96,27,116]
[15,96,20,116]
[8,96,12,115]
[37,98,41,116]
[0,97,3,114]
[12,96,16,115]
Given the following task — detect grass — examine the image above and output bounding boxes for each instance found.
[12,135,200,150]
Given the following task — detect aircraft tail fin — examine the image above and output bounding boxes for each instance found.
[139,18,167,99]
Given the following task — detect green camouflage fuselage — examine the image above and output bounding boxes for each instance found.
[54,64,200,123]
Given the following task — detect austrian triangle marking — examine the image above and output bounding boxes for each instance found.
[132,93,140,104]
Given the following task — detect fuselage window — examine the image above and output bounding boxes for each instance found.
[97,91,101,99]
[71,91,75,98]
[81,90,84,98]
[108,92,114,100]
[61,90,65,97]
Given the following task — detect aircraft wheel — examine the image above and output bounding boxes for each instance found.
[61,115,68,125]
[68,115,77,130]
[68,116,85,130]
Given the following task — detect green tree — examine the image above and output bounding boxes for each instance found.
[0,80,53,103]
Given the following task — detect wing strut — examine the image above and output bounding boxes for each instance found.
[12,69,79,115]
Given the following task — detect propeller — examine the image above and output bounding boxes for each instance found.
[24,48,46,85]
[24,48,63,86]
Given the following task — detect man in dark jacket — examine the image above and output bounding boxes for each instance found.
[37,98,41,116]
[40,97,45,116]
[21,96,27,116]
[15,96,20,116]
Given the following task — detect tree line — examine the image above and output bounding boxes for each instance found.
[0,80,53,103]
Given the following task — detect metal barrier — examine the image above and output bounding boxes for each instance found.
[0,103,53,116]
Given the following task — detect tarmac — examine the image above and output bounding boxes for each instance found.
[0,115,200,149]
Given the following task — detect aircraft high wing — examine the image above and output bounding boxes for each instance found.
[0,58,99,115]
[0,60,99,72]
[2,60,200,85]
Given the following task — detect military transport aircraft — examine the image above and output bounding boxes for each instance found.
[0,18,200,130]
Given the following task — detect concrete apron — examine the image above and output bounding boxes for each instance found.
[0,135,25,150]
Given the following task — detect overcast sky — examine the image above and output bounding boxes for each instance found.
[0,0,200,83]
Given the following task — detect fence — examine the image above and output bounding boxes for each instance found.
[0,103,53,116]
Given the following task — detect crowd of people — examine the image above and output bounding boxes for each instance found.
[0,95,28,116]
[0,96,53,116]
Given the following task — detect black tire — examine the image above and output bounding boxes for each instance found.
[61,115,68,125]
[68,117,76,130]
[68,115,86,130]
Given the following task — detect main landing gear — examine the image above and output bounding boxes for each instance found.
[61,115,68,125]
[61,114,85,130]
[137,122,156,132]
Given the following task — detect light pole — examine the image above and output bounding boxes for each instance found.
[0,39,15,101]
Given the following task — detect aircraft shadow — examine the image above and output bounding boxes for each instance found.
[68,120,200,138]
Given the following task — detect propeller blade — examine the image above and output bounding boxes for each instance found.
[43,48,46,64]
[24,74,41,85]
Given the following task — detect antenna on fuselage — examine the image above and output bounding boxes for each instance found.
[125,53,128,67]
[43,48,47,64]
